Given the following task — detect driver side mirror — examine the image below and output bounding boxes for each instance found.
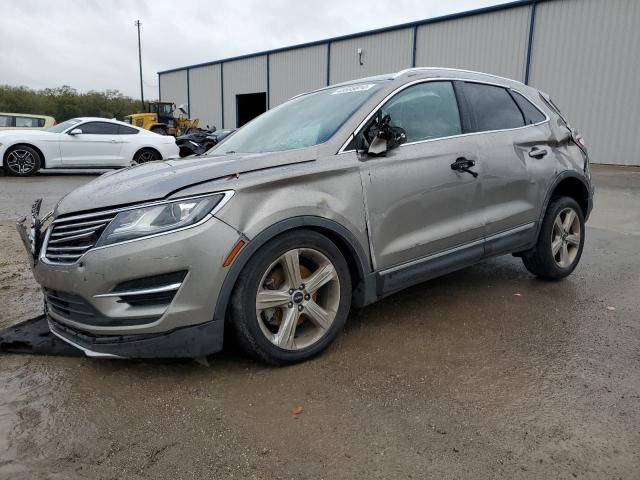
[68,128,83,135]
[364,113,406,156]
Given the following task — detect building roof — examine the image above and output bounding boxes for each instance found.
[158,0,545,75]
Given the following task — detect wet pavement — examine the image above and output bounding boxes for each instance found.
[0,165,638,479]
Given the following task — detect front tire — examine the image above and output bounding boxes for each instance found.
[522,196,585,279]
[230,230,352,365]
[4,145,42,176]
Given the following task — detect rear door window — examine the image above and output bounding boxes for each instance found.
[0,115,12,127]
[510,91,546,125]
[381,81,462,143]
[462,82,525,132]
[15,116,45,128]
[80,122,120,135]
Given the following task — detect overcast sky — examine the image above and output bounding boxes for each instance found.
[1,0,503,98]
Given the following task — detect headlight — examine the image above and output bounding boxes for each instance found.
[97,194,226,246]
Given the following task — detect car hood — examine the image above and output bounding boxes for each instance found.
[53,149,317,216]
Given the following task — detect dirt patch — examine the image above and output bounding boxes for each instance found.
[0,222,43,330]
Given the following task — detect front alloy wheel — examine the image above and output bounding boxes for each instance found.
[5,146,41,176]
[230,230,351,365]
[256,248,340,351]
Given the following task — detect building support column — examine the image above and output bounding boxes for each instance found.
[220,63,225,128]
[412,25,418,68]
[266,54,271,109]
[524,0,537,85]
[186,69,191,117]
[326,42,331,86]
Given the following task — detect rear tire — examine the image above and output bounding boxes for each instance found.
[150,126,167,135]
[230,230,352,365]
[4,145,42,176]
[522,196,585,279]
[132,148,161,165]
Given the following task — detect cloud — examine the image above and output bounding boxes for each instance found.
[0,0,499,97]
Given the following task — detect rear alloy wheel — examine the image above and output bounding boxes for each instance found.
[231,230,352,365]
[522,196,585,279]
[132,148,161,165]
[551,207,582,268]
[4,146,41,176]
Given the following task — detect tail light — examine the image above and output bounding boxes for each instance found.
[575,134,586,148]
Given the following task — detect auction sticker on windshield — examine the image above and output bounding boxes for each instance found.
[331,84,376,95]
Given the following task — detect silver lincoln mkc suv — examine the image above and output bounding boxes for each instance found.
[18,68,594,364]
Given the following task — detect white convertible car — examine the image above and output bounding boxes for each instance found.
[0,117,179,176]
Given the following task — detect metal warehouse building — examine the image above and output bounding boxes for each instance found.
[158,0,640,166]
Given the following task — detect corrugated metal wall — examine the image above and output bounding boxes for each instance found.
[415,6,531,81]
[222,56,267,128]
[329,28,414,84]
[159,0,640,165]
[188,64,222,129]
[158,70,188,108]
[529,0,640,166]
[269,45,328,107]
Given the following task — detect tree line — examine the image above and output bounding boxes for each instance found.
[0,85,144,122]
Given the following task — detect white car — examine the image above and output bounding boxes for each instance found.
[0,117,179,176]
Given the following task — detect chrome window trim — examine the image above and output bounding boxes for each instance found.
[40,190,234,266]
[337,77,550,155]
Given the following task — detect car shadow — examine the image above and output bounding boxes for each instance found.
[78,253,574,380]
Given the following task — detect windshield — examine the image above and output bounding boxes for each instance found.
[211,82,385,154]
[47,118,81,133]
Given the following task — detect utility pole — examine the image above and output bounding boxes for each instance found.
[135,20,144,110]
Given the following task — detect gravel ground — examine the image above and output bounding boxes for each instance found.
[0,165,638,479]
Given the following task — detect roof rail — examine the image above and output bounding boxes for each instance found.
[393,67,524,85]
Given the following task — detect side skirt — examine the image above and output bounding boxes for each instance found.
[377,240,484,298]
[373,222,536,299]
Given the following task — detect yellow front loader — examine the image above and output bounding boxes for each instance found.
[124,101,199,136]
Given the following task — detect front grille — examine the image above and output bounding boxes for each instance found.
[44,212,116,264]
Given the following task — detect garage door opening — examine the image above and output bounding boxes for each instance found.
[236,92,267,127]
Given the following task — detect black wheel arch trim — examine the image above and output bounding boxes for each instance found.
[213,216,375,326]
[535,171,593,240]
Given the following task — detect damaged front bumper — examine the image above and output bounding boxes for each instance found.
[16,198,47,266]
[16,199,240,359]
[47,316,223,358]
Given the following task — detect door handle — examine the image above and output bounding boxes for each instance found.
[528,147,548,159]
[451,157,478,178]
